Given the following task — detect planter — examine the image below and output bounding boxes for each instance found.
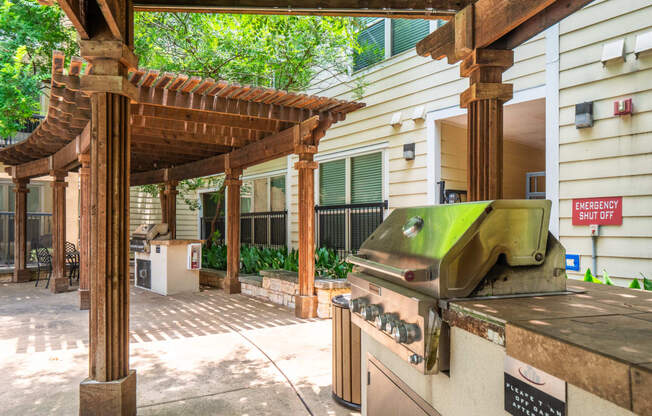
[199,268,225,288]
[238,269,351,317]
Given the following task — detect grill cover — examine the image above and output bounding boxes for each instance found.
[352,200,552,298]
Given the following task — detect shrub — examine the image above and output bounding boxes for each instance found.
[583,268,651,290]
[201,243,350,279]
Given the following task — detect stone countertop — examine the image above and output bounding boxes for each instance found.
[150,239,204,246]
[447,280,652,414]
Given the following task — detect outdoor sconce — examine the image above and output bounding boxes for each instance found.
[635,31,652,59]
[403,143,415,160]
[601,39,625,65]
[575,102,593,129]
[390,112,402,128]
[411,106,426,121]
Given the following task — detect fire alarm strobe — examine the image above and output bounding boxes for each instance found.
[614,98,633,115]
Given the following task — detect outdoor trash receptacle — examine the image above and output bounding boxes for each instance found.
[332,294,361,410]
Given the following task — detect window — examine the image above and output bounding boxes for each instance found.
[391,19,431,56]
[353,18,386,72]
[241,174,286,212]
[317,152,386,255]
[0,183,45,213]
[353,18,443,71]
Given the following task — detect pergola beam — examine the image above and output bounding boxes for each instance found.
[132,0,469,17]
[417,0,583,63]
[130,115,320,186]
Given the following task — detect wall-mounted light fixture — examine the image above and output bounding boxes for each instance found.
[403,143,415,160]
[390,112,402,128]
[411,106,425,121]
[575,102,593,129]
[601,39,625,65]
[635,31,652,59]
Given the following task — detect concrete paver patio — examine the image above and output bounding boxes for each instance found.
[0,281,360,415]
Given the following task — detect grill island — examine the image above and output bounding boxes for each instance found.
[131,223,202,296]
[347,200,652,416]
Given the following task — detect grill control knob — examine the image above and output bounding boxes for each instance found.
[374,313,397,331]
[361,304,381,321]
[392,322,420,344]
[386,317,400,334]
[349,298,368,313]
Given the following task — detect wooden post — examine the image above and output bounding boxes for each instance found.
[50,171,68,293]
[224,168,242,294]
[12,179,31,283]
[164,180,178,239]
[78,38,138,416]
[159,184,167,228]
[78,154,91,310]
[460,49,514,201]
[294,154,318,318]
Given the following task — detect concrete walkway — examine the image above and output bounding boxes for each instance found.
[0,281,360,415]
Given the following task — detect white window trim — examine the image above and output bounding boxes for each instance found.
[425,85,547,206]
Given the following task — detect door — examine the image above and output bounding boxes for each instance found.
[367,355,441,416]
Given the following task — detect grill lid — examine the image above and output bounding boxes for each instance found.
[348,200,552,298]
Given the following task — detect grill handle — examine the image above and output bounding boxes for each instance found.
[346,255,429,282]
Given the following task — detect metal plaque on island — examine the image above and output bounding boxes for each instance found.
[505,356,566,416]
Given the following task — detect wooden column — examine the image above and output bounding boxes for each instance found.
[224,168,242,294]
[460,49,514,201]
[294,154,318,318]
[164,180,178,239]
[78,154,91,310]
[79,39,138,415]
[158,184,167,228]
[12,179,31,283]
[50,171,68,293]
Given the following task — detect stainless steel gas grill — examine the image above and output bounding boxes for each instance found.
[347,200,567,377]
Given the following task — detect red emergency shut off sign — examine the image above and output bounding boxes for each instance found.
[572,196,623,225]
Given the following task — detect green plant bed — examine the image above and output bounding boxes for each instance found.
[201,243,351,279]
[582,268,652,291]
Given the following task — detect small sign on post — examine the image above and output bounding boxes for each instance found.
[572,196,622,225]
[505,356,566,416]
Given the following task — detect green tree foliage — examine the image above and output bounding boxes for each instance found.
[0,0,77,137]
[134,13,362,92]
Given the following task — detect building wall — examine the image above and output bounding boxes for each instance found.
[286,32,546,247]
[129,187,199,240]
[557,0,652,284]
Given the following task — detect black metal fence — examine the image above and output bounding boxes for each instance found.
[1,115,44,148]
[0,212,53,266]
[315,201,388,257]
[201,210,287,249]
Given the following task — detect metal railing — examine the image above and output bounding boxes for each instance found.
[0,212,53,266]
[315,200,388,257]
[201,210,287,249]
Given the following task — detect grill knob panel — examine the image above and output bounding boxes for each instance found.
[392,322,420,344]
[374,313,396,331]
[361,304,381,321]
[349,298,368,313]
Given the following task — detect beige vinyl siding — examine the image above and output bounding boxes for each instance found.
[557,0,652,283]
[130,187,198,240]
[288,33,545,247]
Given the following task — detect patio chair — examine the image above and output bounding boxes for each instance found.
[34,247,52,288]
[65,241,80,283]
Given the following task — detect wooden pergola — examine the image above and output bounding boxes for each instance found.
[6,0,592,414]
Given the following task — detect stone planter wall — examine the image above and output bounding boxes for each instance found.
[199,268,225,289]
[238,269,350,318]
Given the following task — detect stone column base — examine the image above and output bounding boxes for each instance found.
[295,295,318,318]
[50,277,69,293]
[79,289,90,310]
[13,269,32,283]
[80,370,136,416]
